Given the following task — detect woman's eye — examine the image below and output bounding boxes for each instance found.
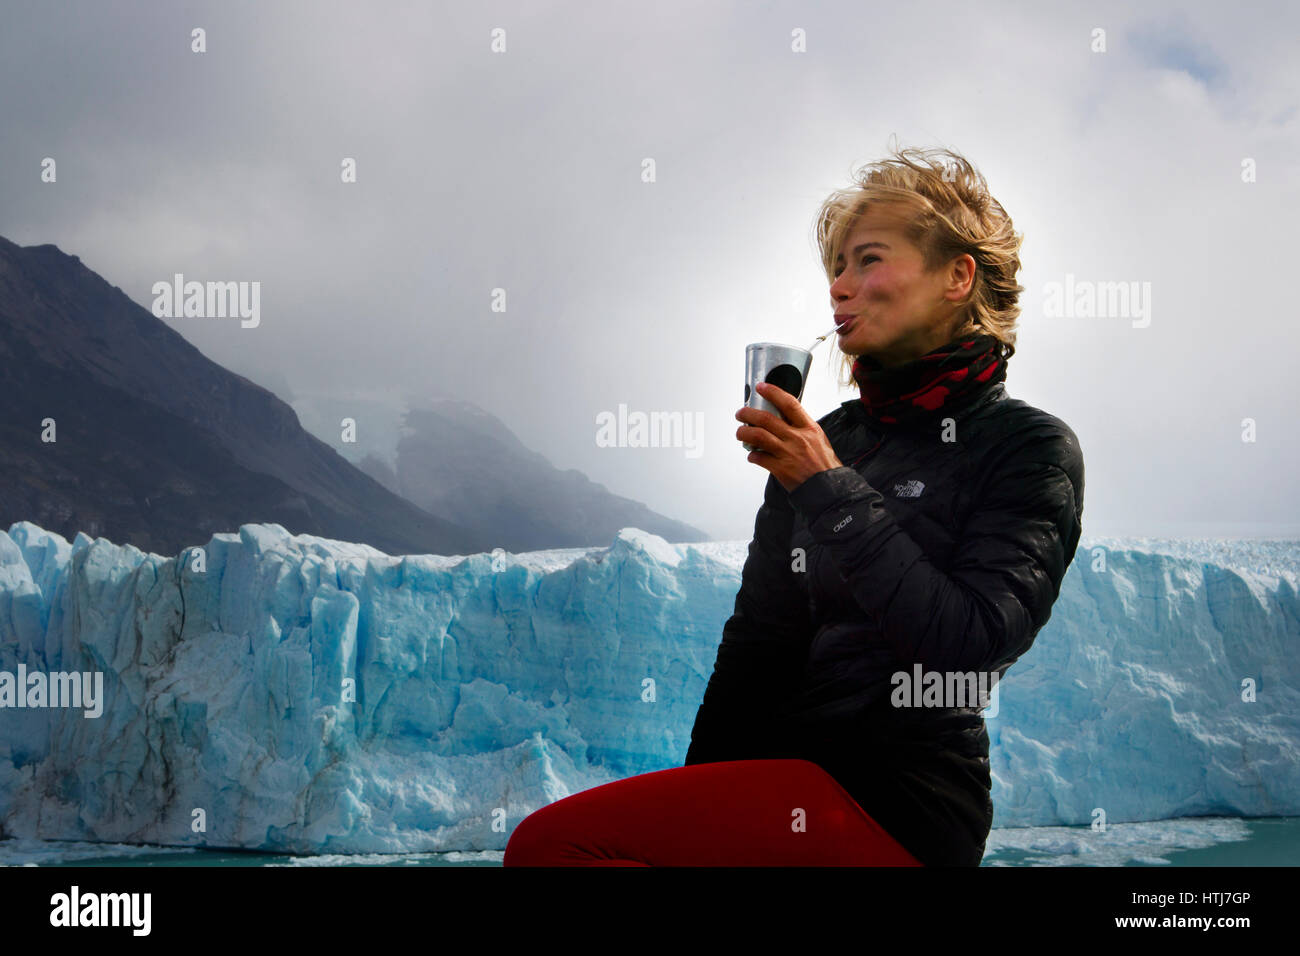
[834,256,877,277]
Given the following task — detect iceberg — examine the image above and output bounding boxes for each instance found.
[0,521,1297,854]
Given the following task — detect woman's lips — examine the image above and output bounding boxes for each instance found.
[836,317,856,334]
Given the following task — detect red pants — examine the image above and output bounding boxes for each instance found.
[503,759,922,866]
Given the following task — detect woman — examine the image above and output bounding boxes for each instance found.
[504,145,1085,867]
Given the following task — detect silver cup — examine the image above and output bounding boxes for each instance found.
[743,342,813,451]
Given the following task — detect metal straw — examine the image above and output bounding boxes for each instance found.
[807,325,839,352]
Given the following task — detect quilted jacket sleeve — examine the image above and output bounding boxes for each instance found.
[784,427,1084,676]
[684,473,816,765]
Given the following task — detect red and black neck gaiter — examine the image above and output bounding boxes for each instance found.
[850,333,1008,427]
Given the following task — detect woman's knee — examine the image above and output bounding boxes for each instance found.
[504,806,564,866]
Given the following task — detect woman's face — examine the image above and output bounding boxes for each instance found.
[829,206,973,368]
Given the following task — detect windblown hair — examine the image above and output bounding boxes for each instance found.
[812,142,1023,387]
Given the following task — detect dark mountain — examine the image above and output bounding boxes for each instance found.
[0,237,486,556]
[0,236,708,557]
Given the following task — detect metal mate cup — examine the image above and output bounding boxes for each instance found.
[743,342,813,452]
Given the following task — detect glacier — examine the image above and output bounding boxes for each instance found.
[0,520,1297,855]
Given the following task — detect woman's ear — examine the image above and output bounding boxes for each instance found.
[946,253,977,300]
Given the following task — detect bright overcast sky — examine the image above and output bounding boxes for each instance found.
[3,0,1297,542]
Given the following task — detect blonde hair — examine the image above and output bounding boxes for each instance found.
[812,142,1023,387]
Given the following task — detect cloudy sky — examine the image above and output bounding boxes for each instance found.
[2,0,1297,543]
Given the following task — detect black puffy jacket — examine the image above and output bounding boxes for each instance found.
[684,378,1085,866]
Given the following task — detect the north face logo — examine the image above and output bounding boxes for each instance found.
[893,479,925,498]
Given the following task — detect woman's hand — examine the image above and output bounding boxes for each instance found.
[737,382,844,493]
